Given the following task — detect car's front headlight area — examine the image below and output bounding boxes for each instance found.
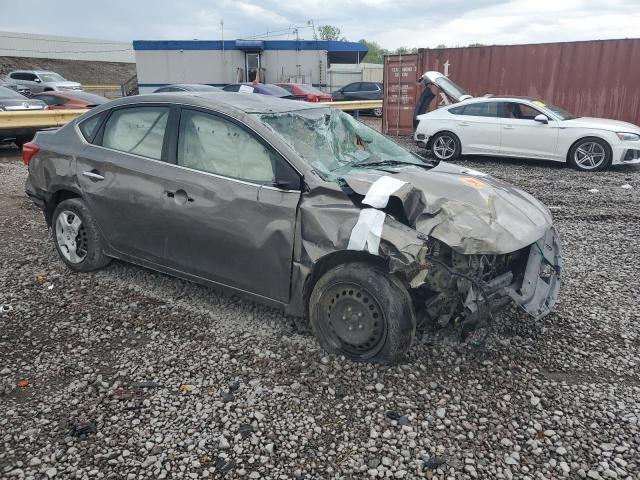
[616,132,640,141]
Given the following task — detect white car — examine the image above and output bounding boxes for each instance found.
[414,71,640,172]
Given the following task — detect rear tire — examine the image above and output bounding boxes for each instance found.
[52,198,111,272]
[430,132,461,161]
[568,137,611,172]
[309,262,415,363]
[373,107,383,117]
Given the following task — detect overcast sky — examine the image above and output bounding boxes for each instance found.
[1,0,639,50]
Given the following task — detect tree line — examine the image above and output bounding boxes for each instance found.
[316,25,484,64]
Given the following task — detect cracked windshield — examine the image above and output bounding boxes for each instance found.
[255,108,431,179]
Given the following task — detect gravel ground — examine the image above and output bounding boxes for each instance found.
[1,120,639,480]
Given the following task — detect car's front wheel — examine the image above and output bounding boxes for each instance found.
[373,107,383,117]
[52,198,111,272]
[568,137,612,172]
[309,262,415,363]
[430,132,461,161]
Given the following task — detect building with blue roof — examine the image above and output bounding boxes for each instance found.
[133,39,369,93]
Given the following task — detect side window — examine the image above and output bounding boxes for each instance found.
[156,87,180,93]
[177,109,276,185]
[362,82,378,91]
[501,102,541,120]
[35,95,66,106]
[460,102,498,117]
[518,104,542,120]
[279,84,294,94]
[343,83,361,93]
[101,107,169,160]
[79,112,107,143]
[448,105,465,115]
[26,74,39,81]
[222,84,240,92]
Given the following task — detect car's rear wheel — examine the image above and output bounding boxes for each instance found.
[309,262,415,363]
[52,198,111,272]
[373,107,383,117]
[568,137,611,172]
[430,132,461,161]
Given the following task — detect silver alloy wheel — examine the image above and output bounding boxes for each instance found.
[574,141,606,170]
[55,210,87,264]
[432,135,457,160]
[373,107,383,117]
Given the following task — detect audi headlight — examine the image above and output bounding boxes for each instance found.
[616,132,640,141]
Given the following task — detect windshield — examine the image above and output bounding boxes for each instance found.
[39,72,66,82]
[254,108,430,179]
[538,101,575,120]
[260,84,292,97]
[298,84,325,95]
[0,86,25,99]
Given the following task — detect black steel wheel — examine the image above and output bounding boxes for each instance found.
[310,262,415,363]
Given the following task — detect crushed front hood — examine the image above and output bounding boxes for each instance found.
[341,162,553,255]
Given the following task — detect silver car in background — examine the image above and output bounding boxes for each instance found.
[6,70,82,93]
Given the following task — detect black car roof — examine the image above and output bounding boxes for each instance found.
[110,91,323,114]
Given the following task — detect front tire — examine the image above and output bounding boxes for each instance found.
[373,107,383,117]
[430,132,461,161]
[309,262,415,363]
[568,137,611,172]
[52,198,111,272]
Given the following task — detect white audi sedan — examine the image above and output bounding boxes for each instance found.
[414,86,640,172]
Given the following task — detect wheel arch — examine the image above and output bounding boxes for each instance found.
[45,188,82,226]
[428,130,463,155]
[565,135,613,164]
[302,250,387,318]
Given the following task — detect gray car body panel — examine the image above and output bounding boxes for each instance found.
[25,92,561,322]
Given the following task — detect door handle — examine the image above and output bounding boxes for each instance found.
[166,189,194,205]
[503,125,515,130]
[459,122,470,126]
[82,170,104,181]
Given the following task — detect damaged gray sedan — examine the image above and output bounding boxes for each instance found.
[24,93,562,362]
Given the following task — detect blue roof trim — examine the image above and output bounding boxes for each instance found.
[133,39,368,53]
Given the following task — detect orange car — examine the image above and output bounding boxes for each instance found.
[31,91,109,110]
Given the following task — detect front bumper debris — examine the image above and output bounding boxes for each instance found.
[504,227,562,319]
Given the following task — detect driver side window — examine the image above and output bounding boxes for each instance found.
[177,109,276,185]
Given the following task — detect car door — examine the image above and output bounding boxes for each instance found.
[450,101,502,154]
[498,102,560,159]
[162,107,301,302]
[76,105,179,264]
[337,82,362,101]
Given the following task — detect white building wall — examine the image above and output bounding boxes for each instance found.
[135,48,329,93]
[0,31,134,63]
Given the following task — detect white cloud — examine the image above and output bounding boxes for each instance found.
[1,0,639,50]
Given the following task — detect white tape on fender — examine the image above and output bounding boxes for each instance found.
[347,208,386,255]
[362,176,407,208]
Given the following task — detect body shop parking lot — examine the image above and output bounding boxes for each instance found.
[1,121,639,479]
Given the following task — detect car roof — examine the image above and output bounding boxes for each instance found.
[470,95,540,102]
[104,91,323,114]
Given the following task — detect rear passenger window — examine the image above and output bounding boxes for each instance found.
[102,107,169,160]
[460,102,498,117]
[177,109,275,185]
[79,112,106,142]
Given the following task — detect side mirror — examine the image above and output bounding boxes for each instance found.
[33,78,42,83]
[534,114,549,124]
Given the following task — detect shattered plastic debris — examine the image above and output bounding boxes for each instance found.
[620,184,632,189]
[588,188,599,193]
[17,379,30,388]
[68,421,97,436]
[35,274,47,284]
[179,383,193,394]
[0,304,12,313]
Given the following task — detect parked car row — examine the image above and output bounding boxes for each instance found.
[0,75,108,147]
[5,70,82,93]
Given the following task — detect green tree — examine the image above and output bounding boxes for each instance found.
[393,46,418,55]
[317,25,343,41]
[468,43,485,47]
[357,39,389,64]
